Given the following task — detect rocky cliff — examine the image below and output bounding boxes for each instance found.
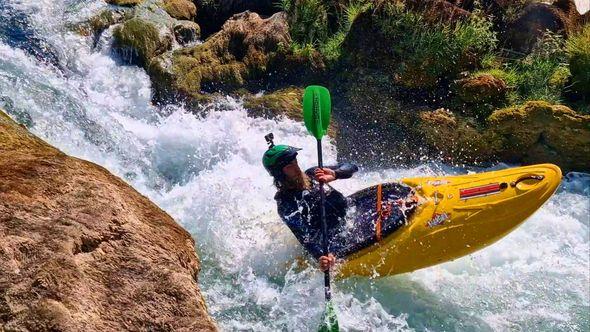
[0,109,217,331]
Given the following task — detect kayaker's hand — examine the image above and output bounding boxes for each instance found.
[319,253,336,272]
[315,168,336,183]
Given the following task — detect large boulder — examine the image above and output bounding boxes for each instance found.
[110,0,203,65]
[0,110,217,330]
[504,1,583,54]
[113,17,174,64]
[112,2,177,65]
[418,101,590,171]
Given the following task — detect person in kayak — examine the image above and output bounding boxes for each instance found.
[262,134,358,272]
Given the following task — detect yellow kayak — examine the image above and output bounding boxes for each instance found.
[338,164,562,278]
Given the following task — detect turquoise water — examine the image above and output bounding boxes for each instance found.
[0,1,588,330]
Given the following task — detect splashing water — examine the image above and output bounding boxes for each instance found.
[0,1,588,330]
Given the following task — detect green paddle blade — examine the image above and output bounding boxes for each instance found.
[318,300,339,332]
[303,85,331,140]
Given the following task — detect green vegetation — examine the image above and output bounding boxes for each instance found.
[376,4,497,88]
[280,0,372,63]
[566,25,590,99]
[283,0,329,46]
[511,31,568,103]
[474,31,569,105]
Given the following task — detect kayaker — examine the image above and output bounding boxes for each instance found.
[262,134,358,272]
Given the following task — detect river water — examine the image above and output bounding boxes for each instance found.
[1,1,588,331]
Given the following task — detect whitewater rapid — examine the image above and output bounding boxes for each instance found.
[0,1,588,331]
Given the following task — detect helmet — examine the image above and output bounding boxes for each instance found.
[262,144,301,179]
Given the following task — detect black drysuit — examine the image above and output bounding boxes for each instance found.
[274,163,358,259]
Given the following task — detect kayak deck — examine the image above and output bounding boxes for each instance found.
[336,164,562,278]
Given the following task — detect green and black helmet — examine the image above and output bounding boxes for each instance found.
[262,133,301,179]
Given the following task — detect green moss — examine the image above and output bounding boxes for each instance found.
[549,66,571,89]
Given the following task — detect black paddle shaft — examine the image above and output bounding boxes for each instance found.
[316,138,332,301]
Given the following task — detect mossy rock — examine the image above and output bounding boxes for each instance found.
[113,17,172,65]
[456,73,507,103]
[418,108,496,163]
[106,0,144,6]
[162,0,197,20]
[487,101,590,169]
[243,88,303,119]
[161,12,304,97]
[418,101,590,171]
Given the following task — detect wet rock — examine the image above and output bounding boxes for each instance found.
[456,74,507,103]
[162,0,197,20]
[329,72,427,167]
[418,101,590,171]
[0,109,218,330]
[112,2,176,65]
[174,20,201,45]
[114,17,173,64]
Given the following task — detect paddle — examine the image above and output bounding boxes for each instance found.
[302,85,339,332]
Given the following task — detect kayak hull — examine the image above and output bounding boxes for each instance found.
[337,164,562,278]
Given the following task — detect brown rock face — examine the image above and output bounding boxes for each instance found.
[456,74,507,103]
[0,110,217,331]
